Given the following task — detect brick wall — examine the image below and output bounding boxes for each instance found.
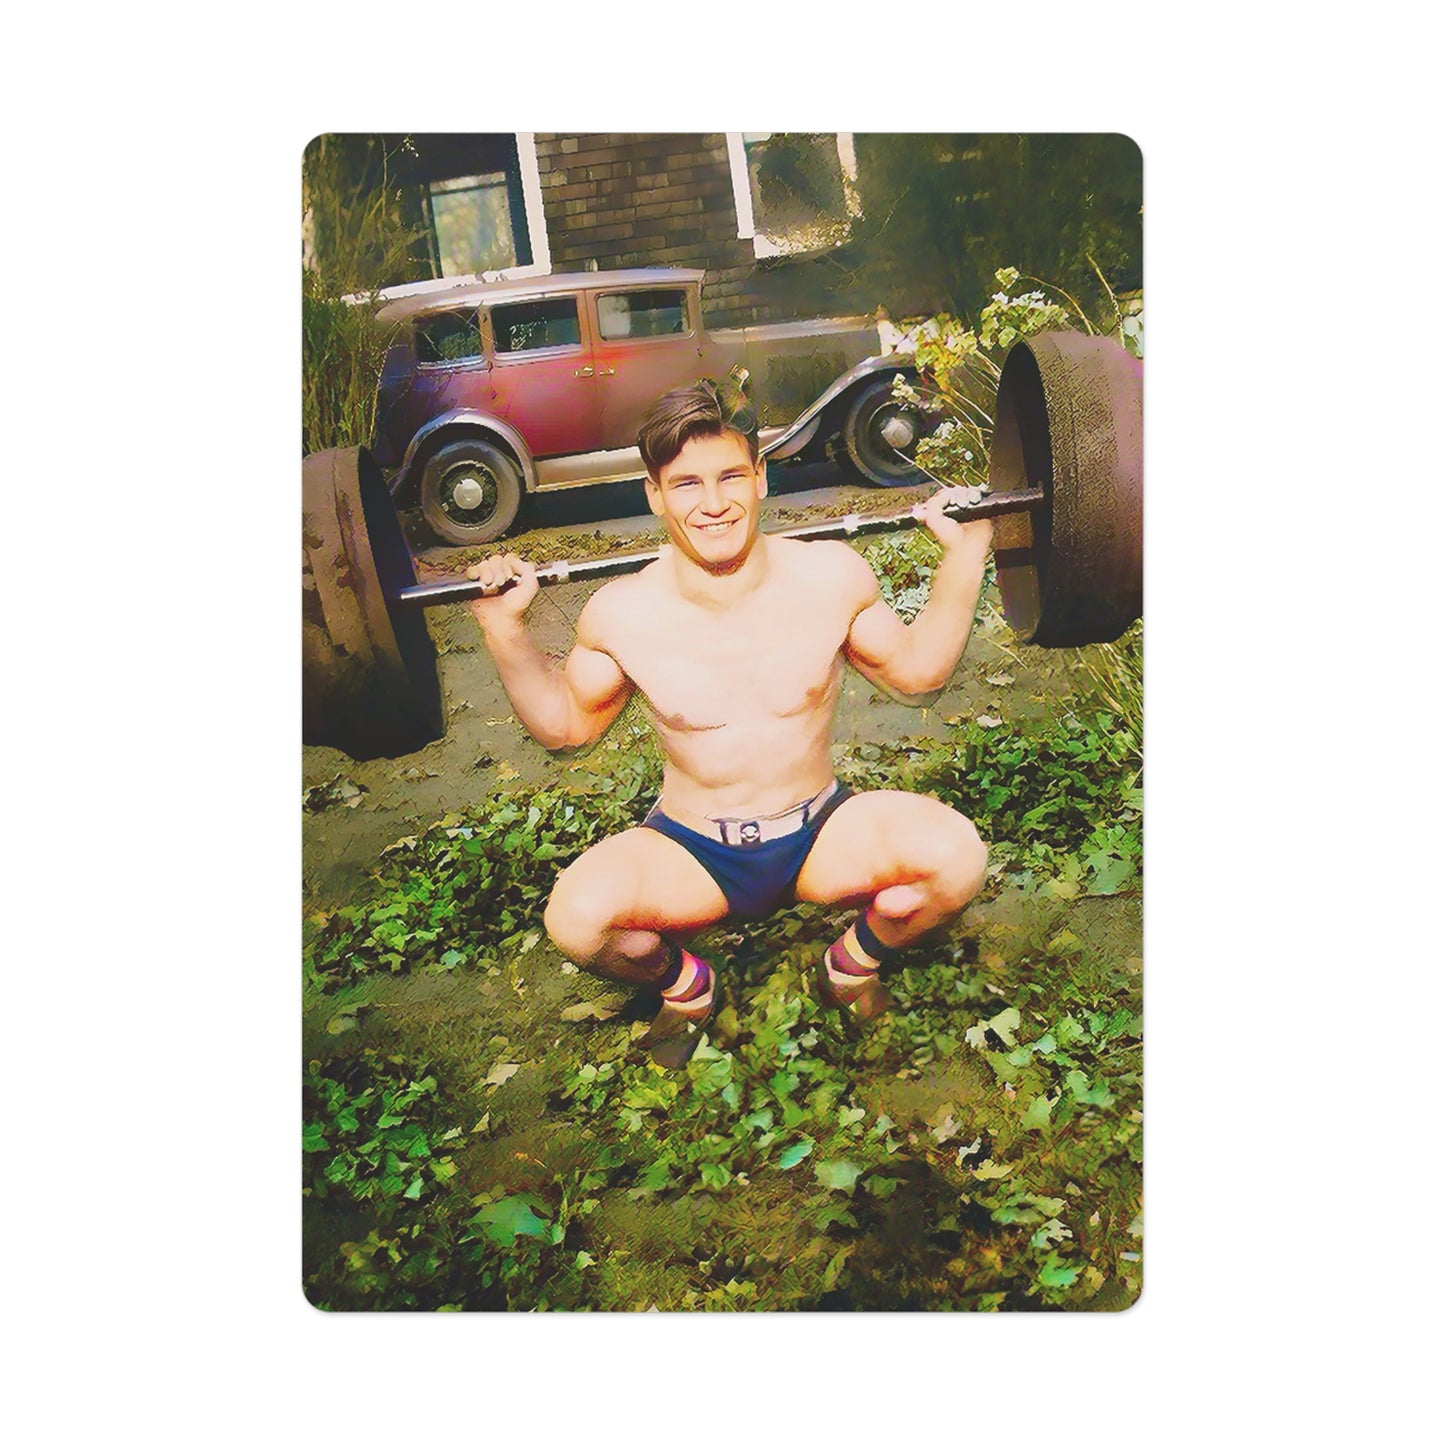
[533,133,833,328]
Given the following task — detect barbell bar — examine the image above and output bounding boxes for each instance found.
[392,486,1046,610]
[302,332,1141,761]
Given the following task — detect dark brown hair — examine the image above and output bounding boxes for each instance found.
[637,377,759,478]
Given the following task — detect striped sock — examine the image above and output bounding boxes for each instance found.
[658,942,713,1004]
[825,912,897,985]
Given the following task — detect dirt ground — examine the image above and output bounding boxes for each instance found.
[302,468,1082,907]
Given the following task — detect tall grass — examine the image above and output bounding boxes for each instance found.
[301,135,429,455]
[1074,621,1142,768]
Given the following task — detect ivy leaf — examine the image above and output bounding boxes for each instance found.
[1085,850,1137,893]
[483,1062,521,1089]
[821,1246,854,1291]
[469,1193,551,1248]
[698,1162,732,1190]
[777,1139,813,1170]
[965,1006,1021,1051]
[815,1159,863,1193]
[561,998,623,1023]
[1065,1070,1115,1108]
[1022,1093,1055,1129]
[1037,1257,1081,1290]
[1031,1219,1072,1249]
[926,1104,959,1144]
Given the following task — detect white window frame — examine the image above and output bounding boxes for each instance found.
[371,133,552,303]
[724,132,861,259]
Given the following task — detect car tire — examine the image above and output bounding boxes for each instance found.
[841,377,927,487]
[418,438,523,547]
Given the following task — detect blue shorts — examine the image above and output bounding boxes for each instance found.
[642,783,854,921]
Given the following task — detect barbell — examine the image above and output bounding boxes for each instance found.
[303,332,1141,761]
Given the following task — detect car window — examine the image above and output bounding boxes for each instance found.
[596,288,689,340]
[491,297,582,353]
[415,309,483,363]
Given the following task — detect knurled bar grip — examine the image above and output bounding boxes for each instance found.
[394,486,1045,609]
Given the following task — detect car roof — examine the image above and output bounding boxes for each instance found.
[376,268,704,324]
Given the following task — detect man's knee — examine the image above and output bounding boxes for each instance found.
[543,862,618,962]
[924,809,988,911]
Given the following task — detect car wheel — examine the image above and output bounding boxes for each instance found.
[841,378,927,487]
[418,439,523,546]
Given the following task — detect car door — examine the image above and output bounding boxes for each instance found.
[590,285,705,453]
[485,294,599,457]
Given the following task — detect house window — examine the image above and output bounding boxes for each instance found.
[364,133,553,303]
[426,172,519,276]
[725,133,861,259]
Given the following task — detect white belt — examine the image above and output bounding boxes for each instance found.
[709,780,839,847]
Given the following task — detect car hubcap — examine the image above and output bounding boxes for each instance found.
[863,403,919,476]
[443,465,497,518]
[879,413,916,450]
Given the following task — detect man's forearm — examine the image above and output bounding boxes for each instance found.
[476,615,581,750]
[902,541,991,693]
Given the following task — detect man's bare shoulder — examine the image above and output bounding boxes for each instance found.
[773,537,878,609]
[575,561,671,651]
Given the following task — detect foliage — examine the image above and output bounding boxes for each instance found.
[303,1049,462,1308]
[303,896,1141,1311]
[304,1050,461,1208]
[859,525,996,624]
[894,265,1143,492]
[302,1047,592,1310]
[305,747,662,992]
[849,133,1142,322]
[301,135,429,455]
[1067,619,1143,768]
[833,714,1142,898]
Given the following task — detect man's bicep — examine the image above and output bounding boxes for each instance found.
[563,641,633,733]
[845,597,913,685]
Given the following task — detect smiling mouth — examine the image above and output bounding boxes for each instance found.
[693,519,738,535]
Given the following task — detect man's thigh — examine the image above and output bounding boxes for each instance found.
[550,826,730,933]
[793,790,983,905]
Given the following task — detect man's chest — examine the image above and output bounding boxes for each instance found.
[615,608,849,732]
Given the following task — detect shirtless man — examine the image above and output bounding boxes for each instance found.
[467,379,992,1067]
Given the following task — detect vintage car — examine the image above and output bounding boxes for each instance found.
[371,267,927,545]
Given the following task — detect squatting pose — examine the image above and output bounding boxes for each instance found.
[467,379,992,1066]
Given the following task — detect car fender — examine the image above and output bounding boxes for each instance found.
[760,354,918,461]
[393,410,537,497]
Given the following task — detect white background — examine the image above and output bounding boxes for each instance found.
[6,3,1438,1438]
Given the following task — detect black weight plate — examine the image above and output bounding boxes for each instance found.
[990,333,1142,646]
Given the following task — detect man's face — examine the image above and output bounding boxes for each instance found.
[645,431,767,573]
